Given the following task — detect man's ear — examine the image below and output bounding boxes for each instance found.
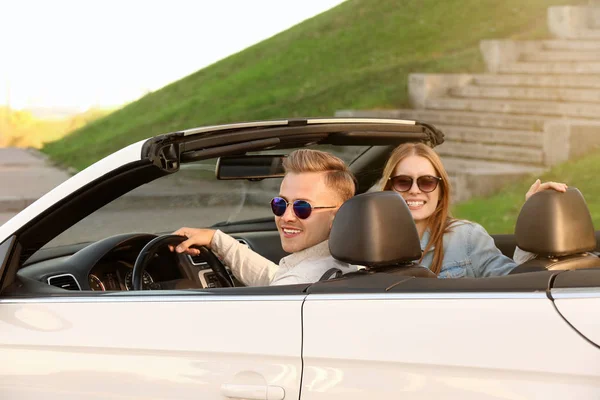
[328,209,338,229]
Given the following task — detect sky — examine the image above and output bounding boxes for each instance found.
[0,0,345,112]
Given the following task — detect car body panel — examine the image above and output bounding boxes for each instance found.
[1,117,599,399]
[302,293,600,399]
[552,289,600,347]
[0,140,146,243]
[0,294,304,399]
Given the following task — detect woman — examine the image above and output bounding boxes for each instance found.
[380,143,567,278]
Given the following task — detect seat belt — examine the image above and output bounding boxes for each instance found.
[318,268,343,282]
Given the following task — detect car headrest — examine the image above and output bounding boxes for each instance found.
[515,187,596,256]
[329,191,422,267]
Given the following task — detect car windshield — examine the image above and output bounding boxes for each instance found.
[42,144,370,248]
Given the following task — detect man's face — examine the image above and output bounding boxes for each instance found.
[276,172,341,253]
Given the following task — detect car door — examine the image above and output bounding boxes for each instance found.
[301,276,600,400]
[551,269,600,347]
[0,289,304,399]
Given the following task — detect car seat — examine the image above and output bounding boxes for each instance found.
[510,187,600,274]
[328,191,435,278]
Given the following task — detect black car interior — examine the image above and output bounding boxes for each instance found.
[329,191,435,277]
[510,188,600,273]
[2,118,600,297]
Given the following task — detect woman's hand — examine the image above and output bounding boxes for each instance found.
[169,227,216,256]
[525,179,568,201]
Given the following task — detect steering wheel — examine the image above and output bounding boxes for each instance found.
[132,234,234,290]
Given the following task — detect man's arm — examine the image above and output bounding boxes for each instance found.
[173,227,278,287]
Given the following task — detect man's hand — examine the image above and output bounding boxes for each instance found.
[169,227,216,256]
[525,179,568,201]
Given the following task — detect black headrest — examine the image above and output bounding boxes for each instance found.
[515,187,596,256]
[329,191,422,267]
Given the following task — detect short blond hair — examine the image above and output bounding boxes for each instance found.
[283,149,356,202]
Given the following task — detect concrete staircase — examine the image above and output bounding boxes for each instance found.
[337,3,600,202]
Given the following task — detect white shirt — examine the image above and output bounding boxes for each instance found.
[210,230,357,286]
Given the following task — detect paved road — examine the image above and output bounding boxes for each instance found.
[0,147,72,213]
[0,213,13,226]
[1,147,72,226]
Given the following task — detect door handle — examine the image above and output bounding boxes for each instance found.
[221,383,285,400]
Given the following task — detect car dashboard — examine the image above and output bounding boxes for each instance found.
[16,231,285,293]
[87,259,161,291]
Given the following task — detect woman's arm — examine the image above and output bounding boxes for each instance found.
[468,223,517,277]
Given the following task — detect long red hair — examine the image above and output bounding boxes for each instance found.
[380,143,455,275]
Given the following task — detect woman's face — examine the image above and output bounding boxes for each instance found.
[391,155,441,225]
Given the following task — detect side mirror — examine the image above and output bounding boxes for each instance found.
[216,155,286,180]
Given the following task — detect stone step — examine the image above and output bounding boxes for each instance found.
[473,74,600,89]
[498,62,600,74]
[568,29,600,39]
[436,125,541,147]
[447,175,463,202]
[335,109,547,131]
[590,5,600,29]
[522,51,600,62]
[442,157,543,203]
[436,141,544,165]
[441,157,544,176]
[542,40,600,51]
[425,97,600,119]
[450,85,600,103]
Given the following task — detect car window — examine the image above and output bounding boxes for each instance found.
[42,144,369,248]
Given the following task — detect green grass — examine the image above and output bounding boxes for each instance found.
[453,150,600,234]
[42,0,581,170]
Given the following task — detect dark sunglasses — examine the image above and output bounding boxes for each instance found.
[388,175,442,193]
[270,197,337,219]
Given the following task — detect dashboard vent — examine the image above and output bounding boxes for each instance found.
[47,274,81,291]
[188,238,249,265]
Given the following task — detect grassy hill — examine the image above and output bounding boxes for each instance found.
[42,0,580,171]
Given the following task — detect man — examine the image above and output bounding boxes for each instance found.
[173,149,358,286]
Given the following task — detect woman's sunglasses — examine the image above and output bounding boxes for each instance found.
[270,197,336,219]
[388,175,442,193]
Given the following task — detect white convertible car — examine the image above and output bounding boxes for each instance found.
[0,118,598,399]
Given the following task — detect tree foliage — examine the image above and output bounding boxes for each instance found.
[0,107,110,148]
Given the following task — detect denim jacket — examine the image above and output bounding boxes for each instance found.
[420,221,527,278]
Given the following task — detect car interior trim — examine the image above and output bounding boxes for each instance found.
[0,293,309,304]
[0,290,550,303]
[181,137,283,163]
[0,236,16,287]
[550,288,600,299]
[182,119,290,136]
[47,273,82,290]
[180,122,438,156]
[303,292,549,300]
[551,268,600,288]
